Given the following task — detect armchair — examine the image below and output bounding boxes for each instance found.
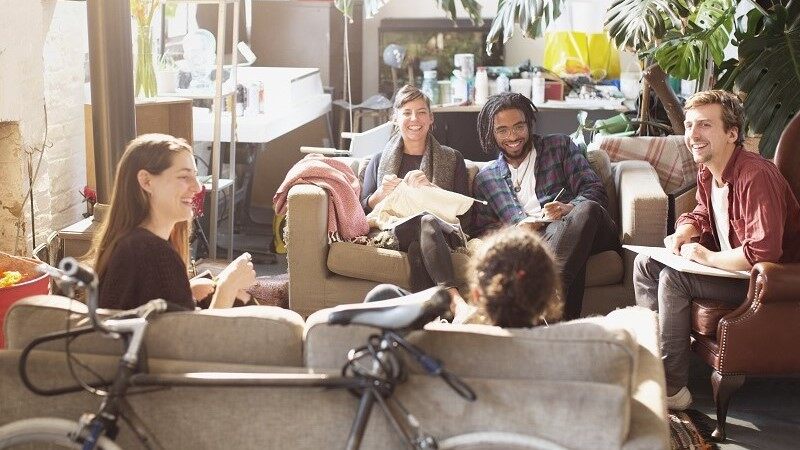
[689,114,800,441]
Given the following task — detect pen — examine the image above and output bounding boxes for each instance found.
[540,188,566,219]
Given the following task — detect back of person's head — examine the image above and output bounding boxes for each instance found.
[469,227,562,327]
[90,134,193,277]
[684,89,745,145]
[477,92,538,155]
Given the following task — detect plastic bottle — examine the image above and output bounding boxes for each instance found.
[451,69,468,104]
[496,72,510,94]
[531,69,546,105]
[474,67,489,106]
[421,70,439,104]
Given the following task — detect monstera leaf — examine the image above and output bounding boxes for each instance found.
[652,0,735,80]
[718,3,800,157]
[485,0,566,55]
[606,0,689,52]
[335,0,481,22]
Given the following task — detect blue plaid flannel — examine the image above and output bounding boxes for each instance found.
[471,134,607,235]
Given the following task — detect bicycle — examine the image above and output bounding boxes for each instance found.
[0,258,566,450]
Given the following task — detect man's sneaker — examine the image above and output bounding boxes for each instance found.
[667,386,693,410]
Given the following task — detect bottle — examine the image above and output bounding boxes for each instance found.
[496,72,510,94]
[474,67,489,106]
[451,69,468,104]
[532,69,546,105]
[421,70,439,104]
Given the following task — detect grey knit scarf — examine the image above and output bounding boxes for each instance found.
[376,133,457,190]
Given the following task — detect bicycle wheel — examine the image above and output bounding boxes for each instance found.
[438,431,568,450]
[0,418,122,450]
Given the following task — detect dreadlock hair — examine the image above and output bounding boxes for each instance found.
[476,92,539,155]
[469,227,563,328]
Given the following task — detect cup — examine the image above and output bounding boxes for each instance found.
[510,78,532,99]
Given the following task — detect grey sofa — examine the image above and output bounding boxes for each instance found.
[1,296,669,449]
[286,150,671,318]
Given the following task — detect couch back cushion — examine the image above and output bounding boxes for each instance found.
[5,295,306,367]
[592,135,695,193]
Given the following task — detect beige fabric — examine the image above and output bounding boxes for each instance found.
[366,182,475,229]
[586,250,624,287]
[5,295,306,367]
[327,241,472,292]
[587,149,619,225]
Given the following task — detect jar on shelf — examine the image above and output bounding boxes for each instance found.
[421,70,439,104]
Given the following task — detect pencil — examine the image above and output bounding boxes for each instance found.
[539,188,566,219]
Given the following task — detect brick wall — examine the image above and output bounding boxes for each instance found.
[0,0,87,254]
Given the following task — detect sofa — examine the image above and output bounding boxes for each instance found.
[286,147,677,318]
[1,296,669,449]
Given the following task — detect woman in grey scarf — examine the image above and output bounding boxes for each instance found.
[360,85,470,305]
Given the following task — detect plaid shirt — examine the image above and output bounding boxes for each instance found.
[471,134,607,235]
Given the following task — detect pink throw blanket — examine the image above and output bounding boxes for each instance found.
[273,154,369,241]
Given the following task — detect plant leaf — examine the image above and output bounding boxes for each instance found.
[721,4,800,157]
[653,0,735,80]
[605,0,689,53]
[485,0,566,55]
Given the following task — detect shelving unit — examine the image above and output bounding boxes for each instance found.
[166,0,240,260]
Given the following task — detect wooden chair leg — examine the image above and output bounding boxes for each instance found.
[710,371,745,441]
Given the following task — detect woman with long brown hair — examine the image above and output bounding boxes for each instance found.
[90,133,254,310]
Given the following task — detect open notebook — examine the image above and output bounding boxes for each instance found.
[623,245,750,279]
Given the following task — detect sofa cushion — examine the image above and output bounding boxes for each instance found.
[327,241,472,290]
[5,295,306,367]
[586,250,624,287]
[587,149,619,225]
[592,135,695,194]
[305,311,640,447]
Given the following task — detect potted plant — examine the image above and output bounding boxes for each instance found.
[156,52,179,95]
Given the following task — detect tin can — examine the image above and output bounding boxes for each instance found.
[257,81,265,114]
[246,81,260,116]
[235,83,246,117]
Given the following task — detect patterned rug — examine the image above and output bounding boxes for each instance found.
[669,409,719,450]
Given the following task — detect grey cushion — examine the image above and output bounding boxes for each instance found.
[586,250,624,287]
[587,149,619,225]
[5,295,307,367]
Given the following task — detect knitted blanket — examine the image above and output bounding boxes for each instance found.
[273,154,369,241]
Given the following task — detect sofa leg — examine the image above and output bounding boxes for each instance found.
[710,371,745,442]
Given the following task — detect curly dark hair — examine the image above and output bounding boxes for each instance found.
[476,92,539,156]
[469,227,562,328]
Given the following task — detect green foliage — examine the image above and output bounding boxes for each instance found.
[652,0,735,80]
[485,0,565,55]
[717,2,800,157]
[606,0,688,53]
[335,0,481,22]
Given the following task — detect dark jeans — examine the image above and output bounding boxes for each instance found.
[393,213,461,291]
[540,200,620,320]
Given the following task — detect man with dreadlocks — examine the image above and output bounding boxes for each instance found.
[471,92,620,320]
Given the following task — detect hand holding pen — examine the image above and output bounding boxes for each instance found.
[541,188,572,220]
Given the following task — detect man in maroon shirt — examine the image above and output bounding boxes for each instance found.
[633,90,800,410]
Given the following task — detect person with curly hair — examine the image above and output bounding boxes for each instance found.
[364,227,562,327]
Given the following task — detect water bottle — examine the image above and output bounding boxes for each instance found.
[532,69,546,105]
[451,69,468,104]
[496,73,510,94]
[474,67,489,106]
[421,70,439,104]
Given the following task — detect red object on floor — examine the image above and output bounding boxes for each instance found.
[0,256,50,348]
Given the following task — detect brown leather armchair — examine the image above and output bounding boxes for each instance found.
[689,113,800,441]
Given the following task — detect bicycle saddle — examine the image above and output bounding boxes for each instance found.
[327,287,451,330]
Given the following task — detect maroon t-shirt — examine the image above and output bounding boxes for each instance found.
[98,227,194,311]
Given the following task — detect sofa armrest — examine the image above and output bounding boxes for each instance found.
[751,262,800,305]
[615,160,668,246]
[286,184,334,314]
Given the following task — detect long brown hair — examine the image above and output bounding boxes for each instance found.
[88,134,193,278]
[469,227,562,327]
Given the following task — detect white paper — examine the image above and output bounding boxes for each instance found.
[623,245,750,279]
